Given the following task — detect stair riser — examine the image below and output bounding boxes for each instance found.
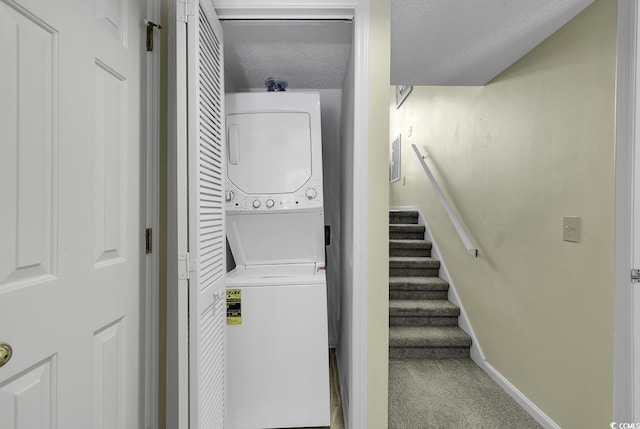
[388,210,472,358]
[389,290,448,300]
[389,316,458,327]
[390,338,472,347]
[389,259,440,269]
[390,268,439,277]
[389,248,431,257]
[390,231,424,240]
[390,307,460,317]
[389,212,419,224]
[389,347,470,359]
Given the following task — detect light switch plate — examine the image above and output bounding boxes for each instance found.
[563,216,581,243]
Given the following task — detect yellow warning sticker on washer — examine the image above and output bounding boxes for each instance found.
[226,289,241,325]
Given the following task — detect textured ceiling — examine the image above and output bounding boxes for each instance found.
[221,0,596,89]
[222,21,353,91]
[391,0,595,86]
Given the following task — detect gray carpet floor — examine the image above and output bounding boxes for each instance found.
[389,358,542,429]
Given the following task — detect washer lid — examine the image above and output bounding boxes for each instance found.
[226,112,312,195]
[227,210,325,267]
[226,264,326,286]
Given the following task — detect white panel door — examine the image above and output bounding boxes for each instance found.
[0,0,145,428]
[176,0,227,427]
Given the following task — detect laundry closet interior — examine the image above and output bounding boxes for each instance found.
[218,8,356,428]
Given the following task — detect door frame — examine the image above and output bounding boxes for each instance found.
[350,2,370,427]
[212,3,371,428]
[144,0,161,427]
[615,0,640,421]
[166,0,191,427]
[165,0,371,427]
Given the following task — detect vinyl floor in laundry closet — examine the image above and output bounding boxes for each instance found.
[327,348,345,429]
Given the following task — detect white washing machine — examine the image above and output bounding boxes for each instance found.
[224,92,330,429]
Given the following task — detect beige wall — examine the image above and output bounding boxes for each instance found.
[368,0,390,427]
[389,0,616,427]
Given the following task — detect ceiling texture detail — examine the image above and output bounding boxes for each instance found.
[391,0,595,86]
[220,1,596,89]
[222,21,353,90]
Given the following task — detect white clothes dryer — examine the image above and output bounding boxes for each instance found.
[224,92,330,429]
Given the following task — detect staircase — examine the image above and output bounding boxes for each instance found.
[389,210,472,358]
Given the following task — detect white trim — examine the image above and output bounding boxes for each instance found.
[478,361,561,429]
[350,1,370,427]
[614,0,638,422]
[215,8,354,20]
[213,0,356,19]
[213,0,356,8]
[166,0,190,426]
[144,0,161,428]
[213,0,357,5]
[175,2,190,425]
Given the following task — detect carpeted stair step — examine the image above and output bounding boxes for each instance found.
[389,299,459,326]
[389,256,439,277]
[389,276,449,300]
[389,224,425,240]
[389,211,419,225]
[388,209,472,360]
[389,239,432,257]
[389,326,472,358]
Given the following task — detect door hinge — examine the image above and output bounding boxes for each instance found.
[146,20,161,52]
[178,252,198,280]
[177,0,196,23]
[178,252,190,280]
[145,228,153,254]
[632,269,640,283]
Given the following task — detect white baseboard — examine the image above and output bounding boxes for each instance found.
[389,205,559,429]
[473,358,561,429]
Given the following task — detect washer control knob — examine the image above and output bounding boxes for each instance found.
[252,199,261,209]
[266,199,275,208]
[305,188,318,200]
[225,190,235,202]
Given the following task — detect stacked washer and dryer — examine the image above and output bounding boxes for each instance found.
[224,92,330,429]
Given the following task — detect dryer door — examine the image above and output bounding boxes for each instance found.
[226,112,312,194]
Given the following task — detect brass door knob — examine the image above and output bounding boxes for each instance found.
[0,343,12,368]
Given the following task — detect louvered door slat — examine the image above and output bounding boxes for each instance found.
[196,5,225,427]
[185,1,225,428]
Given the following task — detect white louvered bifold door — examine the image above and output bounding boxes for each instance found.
[185,1,226,427]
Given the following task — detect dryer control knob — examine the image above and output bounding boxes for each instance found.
[266,199,275,208]
[225,190,235,202]
[305,188,318,200]
[252,200,261,208]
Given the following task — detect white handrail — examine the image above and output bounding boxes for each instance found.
[411,144,478,257]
